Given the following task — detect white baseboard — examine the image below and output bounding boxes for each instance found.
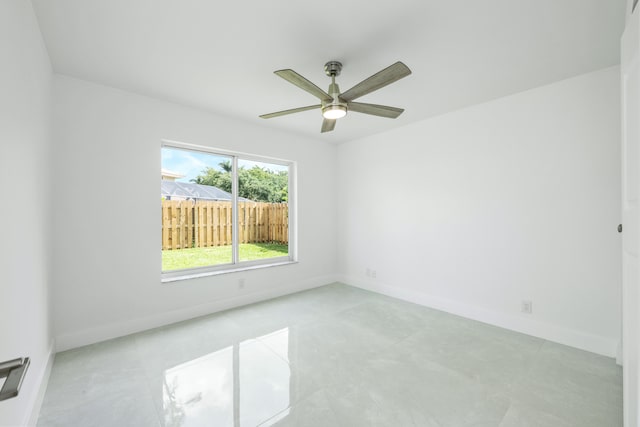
[53,272,616,357]
[24,340,55,426]
[338,274,618,358]
[55,275,336,352]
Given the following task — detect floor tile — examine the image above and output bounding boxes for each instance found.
[259,390,340,427]
[37,283,622,427]
[498,402,573,427]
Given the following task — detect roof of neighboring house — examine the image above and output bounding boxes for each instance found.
[161,168,185,179]
[162,181,233,201]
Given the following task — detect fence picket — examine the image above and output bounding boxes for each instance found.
[162,203,170,249]
[161,200,287,250]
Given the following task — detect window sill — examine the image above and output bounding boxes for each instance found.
[161,260,298,283]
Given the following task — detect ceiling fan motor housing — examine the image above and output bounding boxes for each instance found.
[322,82,347,119]
[323,61,346,118]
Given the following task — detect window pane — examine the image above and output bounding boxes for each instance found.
[237,159,289,262]
[161,147,234,271]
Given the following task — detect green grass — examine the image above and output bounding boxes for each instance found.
[162,243,288,271]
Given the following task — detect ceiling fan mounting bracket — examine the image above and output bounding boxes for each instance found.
[324,61,342,77]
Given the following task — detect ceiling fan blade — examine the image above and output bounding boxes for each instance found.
[259,104,321,119]
[340,62,411,102]
[348,102,404,119]
[275,69,332,101]
[321,118,336,133]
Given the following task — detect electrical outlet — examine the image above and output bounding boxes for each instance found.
[521,300,532,314]
[371,270,377,279]
[238,278,245,290]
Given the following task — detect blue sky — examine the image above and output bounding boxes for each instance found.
[161,147,287,182]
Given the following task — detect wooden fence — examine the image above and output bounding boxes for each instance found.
[161,200,288,250]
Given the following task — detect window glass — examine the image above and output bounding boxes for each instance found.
[161,144,292,277]
[237,159,289,263]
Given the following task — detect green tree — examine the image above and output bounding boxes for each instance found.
[219,160,232,173]
[192,162,288,203]
[191,166,232,193]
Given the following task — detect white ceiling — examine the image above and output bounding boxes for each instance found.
[32,0,625,144]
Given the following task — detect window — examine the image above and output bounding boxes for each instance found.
[161,141,295,280]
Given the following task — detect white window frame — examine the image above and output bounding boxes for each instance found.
[161,140,297,282]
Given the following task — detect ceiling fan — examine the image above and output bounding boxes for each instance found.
[260,61,411,133]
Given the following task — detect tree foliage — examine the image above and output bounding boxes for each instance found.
[191,163,288,203]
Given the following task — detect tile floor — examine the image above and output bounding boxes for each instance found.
[37,283,622,426]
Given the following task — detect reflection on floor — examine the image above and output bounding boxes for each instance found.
[162,328,291,426]
[37,283,622,426]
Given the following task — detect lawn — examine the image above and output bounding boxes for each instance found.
[162,243,288,271]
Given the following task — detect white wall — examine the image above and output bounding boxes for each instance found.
[51,75,338,351]
[337,67,622,357]
[627,0,636,25]
[0,1,54,425]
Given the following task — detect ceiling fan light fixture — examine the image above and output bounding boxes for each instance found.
[322,104,347,120]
